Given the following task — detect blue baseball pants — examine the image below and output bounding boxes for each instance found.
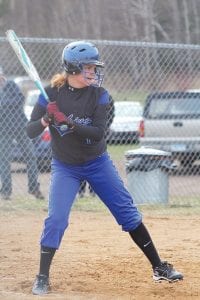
[40,152,142,249]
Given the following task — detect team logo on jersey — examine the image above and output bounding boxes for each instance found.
[52,114,92,137]
[73,115,92,126]
[52,124,72,137]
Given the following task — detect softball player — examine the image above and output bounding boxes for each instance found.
[27,41,183,295]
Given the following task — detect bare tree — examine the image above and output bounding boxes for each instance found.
[182,0,191,44]
[0,0,200,44]
[191,0,200,44]
[168,0,182,43]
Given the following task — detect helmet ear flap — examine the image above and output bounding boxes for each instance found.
[62,61,82,75]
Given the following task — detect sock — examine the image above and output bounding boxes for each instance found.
[39,246,56,277]
[129,222,161,268]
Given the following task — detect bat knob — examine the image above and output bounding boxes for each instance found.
[60,124,69,131]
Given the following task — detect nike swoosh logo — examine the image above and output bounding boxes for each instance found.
[143,241,151,248]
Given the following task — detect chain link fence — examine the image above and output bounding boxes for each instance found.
[0,36,200,209]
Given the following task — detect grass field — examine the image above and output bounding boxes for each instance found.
[1,144,200,215]
[0,143,144,214]
[107,143,139,160]
[1,192,200,217]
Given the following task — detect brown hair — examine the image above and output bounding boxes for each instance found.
[50,72,68,88]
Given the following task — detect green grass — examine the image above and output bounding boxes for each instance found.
[1,195,199,216]
[0,196,48,212]
[108,90,148,104]
[137,202,200,216]
[73,196,107,212]
[1,145,200,216]
[107,143,140,160]
[0,195,107,214]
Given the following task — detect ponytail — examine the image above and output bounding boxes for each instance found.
[50,72,68,88]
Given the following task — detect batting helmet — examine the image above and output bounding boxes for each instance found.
[62,41,104,75]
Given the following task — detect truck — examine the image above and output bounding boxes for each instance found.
[139,91,200,168]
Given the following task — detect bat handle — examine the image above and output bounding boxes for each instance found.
[35,81,49,102]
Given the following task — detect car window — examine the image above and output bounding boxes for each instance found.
[147,95,200,119]
[115,103,143,117]
[25,91,40,106]
[13,77,36,96]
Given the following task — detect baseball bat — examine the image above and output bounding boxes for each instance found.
[5,29,49,101]
[5,29,68,131]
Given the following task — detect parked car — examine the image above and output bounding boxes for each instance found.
[24,89,40,119]
[13,76,48,97]
[139,91,200,167]
[11,89,52,172]
[106,101,143,144]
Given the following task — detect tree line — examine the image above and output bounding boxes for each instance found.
[0,0,199,44]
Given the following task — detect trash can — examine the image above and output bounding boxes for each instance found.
[125,147,175,204]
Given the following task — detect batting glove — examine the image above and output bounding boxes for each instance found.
[43,101,75,129]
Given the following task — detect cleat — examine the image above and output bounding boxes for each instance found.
[153,261,183,282]
[32,274,50,295]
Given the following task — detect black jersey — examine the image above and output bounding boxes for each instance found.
[26,83,110,164]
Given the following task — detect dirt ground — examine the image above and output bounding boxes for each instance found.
[0,210,200,300]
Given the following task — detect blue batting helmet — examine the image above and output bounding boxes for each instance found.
[62,41,104,75]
